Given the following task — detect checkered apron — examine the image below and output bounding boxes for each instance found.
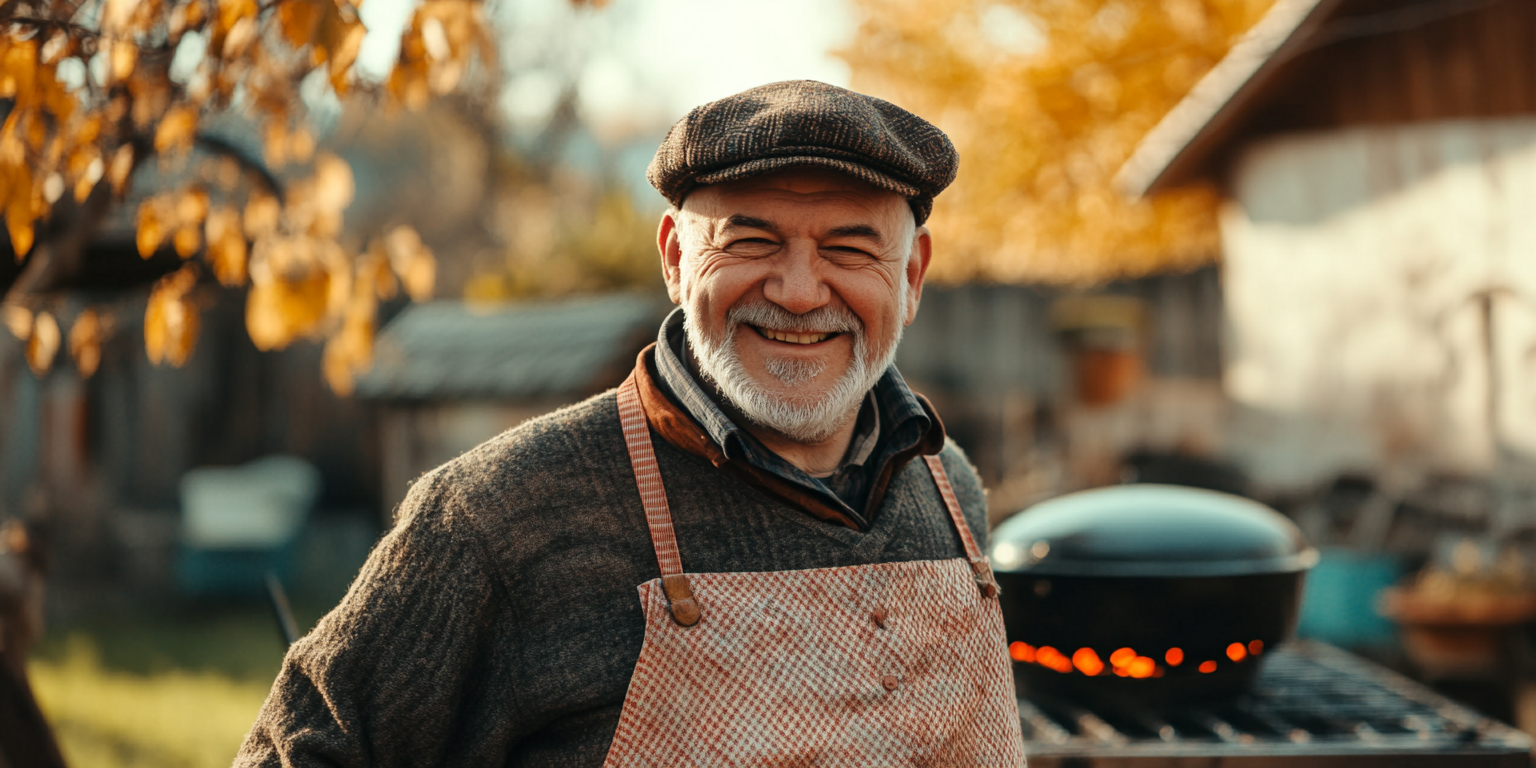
[603,376,1027,767]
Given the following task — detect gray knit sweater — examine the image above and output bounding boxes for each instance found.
[234,388,990,767]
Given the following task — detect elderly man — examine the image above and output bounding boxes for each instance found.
[237,81,1026,767]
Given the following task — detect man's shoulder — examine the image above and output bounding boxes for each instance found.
[936,437,982,487]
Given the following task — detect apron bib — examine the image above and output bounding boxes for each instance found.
[603,376,1027,767]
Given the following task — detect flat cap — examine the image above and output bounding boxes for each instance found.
[647,80,957,225]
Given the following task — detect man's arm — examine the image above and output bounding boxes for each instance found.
[235,472,522,767]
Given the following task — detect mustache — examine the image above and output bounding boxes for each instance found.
[725,301,863,335]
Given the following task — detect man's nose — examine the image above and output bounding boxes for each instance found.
[763,242,828,315]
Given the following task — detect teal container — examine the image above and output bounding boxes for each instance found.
[176,542,297,597]
[1295,548,1404,649]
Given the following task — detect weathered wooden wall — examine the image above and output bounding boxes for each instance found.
[898,272,1225,483]
[1222,117,1536,488]
[0,290,381,519]
[1288,0,1536,124]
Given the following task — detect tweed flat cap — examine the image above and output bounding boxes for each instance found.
[648,80,958,225]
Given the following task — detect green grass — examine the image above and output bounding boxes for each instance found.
[29,640,273,768]
[27,602,330,768]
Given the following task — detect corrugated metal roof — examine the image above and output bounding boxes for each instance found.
[356,294,669,401]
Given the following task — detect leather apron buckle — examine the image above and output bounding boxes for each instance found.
[661,573,701,627]
[971,559,1000,600]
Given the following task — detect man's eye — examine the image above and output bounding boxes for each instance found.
[824,246,872,258]
[727,238,777,253]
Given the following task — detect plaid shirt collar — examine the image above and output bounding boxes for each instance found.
[652,308,931,525]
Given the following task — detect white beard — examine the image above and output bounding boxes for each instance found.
[686,291,906,444]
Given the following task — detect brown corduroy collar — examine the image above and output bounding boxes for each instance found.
[628,344,946,531]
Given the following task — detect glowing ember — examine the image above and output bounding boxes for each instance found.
[1012,641,1246,680]
[1072,647,1105,676]
[1127,656,1156,679]
[1009,641,1036,663]
[1248,639,1264,656]
[1037,646,1073,674]
[1109,647,1137,668]
[1227,642,1248,662]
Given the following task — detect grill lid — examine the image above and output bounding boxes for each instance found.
[991,484,1318,577]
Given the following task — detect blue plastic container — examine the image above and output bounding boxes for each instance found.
[175,542,297,597]
[1295,547,1404,649]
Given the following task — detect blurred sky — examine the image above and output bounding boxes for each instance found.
[357,0,855,139]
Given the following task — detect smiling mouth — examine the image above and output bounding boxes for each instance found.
[752,326,840,345]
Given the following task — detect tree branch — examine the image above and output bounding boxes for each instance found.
[0,16,102,40]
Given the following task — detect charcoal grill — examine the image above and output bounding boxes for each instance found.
[1018,641,1532,767]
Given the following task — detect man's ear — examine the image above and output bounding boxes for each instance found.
[658,210,684,305]
[904,226,932,325]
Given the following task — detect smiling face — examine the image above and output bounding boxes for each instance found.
[659,167,932,444]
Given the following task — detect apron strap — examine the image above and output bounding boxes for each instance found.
[617,375,701,626]
[924,455,1000,599]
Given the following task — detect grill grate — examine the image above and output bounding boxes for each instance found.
[1019,641,1532,767]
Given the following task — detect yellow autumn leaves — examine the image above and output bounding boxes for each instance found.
[275,0,367,94]
[3,306,59,376]
[388,0,496,109]
[3,0,490,393]
[139,187,211,259]
[842,0,1272,284]
[69,309,104,377]
[145,269,200,367]
[0,34,133,259]
[131,151,437,395]
[241,226,436,395]
[0,304,104,377]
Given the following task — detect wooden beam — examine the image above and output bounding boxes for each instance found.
[1116,0,1341,198]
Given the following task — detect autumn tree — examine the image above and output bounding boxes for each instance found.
[841,0,1274,284]
[0,0,508,393]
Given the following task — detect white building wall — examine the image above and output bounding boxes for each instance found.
[1221,118,1536,488]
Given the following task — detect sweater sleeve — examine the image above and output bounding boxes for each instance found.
[234,471,522,767]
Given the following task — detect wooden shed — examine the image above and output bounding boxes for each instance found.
[1120,0,1536,490]
[355,294,668,520]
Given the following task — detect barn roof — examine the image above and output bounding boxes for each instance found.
[1117,0,1536,197]
[356,294,670,402]
[1115,0,1337,197]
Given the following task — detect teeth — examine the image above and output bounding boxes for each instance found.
[759,328,832,345]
